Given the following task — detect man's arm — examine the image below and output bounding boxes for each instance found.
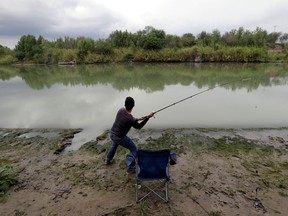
[133,113,154,129]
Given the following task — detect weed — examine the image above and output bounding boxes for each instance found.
[115,207,125,214]
[139,201,147,216]
[280,161,288,169]
[207,137,255,156]
[208,211,222,216]
[0,166,18,195]
[207,136,278,158]
[14,209,27,216]
[277,179,287,189]
[241,160,260,173]
[279,191,288,197]
[0,159,14,167]
[236,188,246,194]
[226,187,236,196]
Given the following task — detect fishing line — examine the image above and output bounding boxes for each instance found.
[152,78,251,115]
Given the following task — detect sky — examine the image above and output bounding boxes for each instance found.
[1,0,288,49]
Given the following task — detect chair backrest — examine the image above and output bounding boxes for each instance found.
[137,149,170,180]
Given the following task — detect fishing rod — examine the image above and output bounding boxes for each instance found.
[152,78,251,115]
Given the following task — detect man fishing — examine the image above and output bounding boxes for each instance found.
[104,96,154,173]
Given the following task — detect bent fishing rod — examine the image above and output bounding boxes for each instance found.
[152,78,251,115]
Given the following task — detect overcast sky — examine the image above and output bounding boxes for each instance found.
[1,0,288,49]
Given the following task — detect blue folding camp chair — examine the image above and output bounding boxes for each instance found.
[135,149,171,203]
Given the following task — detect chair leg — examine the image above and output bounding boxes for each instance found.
[165,181,169,203]
[136,180,169,203]
[136,181,139,203]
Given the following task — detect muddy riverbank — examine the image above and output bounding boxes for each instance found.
[1,127,288,215]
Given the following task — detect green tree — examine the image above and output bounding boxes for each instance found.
[197,31,211,46]
[139,27,166,50]
[181,33,196,47]
[165,34,181,48]
[133,26,151,47]
[253,27,268,47]
[241,29,254,46]
[76,37,95,61]
[108,30,132,47]
[0,45,11,56]
[33,36,46,63]
[94,39,113,55]
[222,29,237,46]
[211,29,222,47]
[0,45,16,64]
[14,34,44,62]
[55,36,76,49]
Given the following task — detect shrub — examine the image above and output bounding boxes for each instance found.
[277,179,287,189]
[0,166,18,195]
[0,55,17,65]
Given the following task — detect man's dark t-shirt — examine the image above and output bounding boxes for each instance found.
[111,107,149,138]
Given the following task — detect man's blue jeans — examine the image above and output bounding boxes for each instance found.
[106,133,137,170]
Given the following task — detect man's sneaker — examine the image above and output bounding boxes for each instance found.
[126,167,136,174]
[104,159,111,165]
[169,153,177,165]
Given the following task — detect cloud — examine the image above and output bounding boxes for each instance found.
[1,0,288,48]
[0,0,117,37]
[0,0,122,40]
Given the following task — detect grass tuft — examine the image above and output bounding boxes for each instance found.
[0,166,18,195]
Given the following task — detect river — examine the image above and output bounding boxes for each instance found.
[1,63,288,149]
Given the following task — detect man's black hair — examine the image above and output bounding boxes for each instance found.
[125,96,135,110]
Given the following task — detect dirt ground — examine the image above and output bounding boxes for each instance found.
[0,127,288,216]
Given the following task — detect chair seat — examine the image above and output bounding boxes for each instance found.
[137,176,169,181]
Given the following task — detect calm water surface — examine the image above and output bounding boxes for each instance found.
[1,63,288,149]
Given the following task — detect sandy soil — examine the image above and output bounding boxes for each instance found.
[0,128,288,216]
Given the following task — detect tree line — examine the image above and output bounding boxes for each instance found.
[0,26,288,65]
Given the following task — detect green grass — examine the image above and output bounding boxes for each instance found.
[14,209,27,216]
[207,136,279,158]
[280,161,288,169]
[139,201,147,216]
[279,191,288,197]
[208,211,222,216]
[0,166,18,195]
[277,179,287,189]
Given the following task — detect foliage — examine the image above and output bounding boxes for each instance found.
[0,45,12,56]
[14,209,27,216]
[94,40,114,55]
[139,28,166,50]
[165,34,182,48]
[54,36,77,49]
[139,201,147,216]
[207,137,277,157]
[181,33,196,47]
[108,30,133,47]
[0,166,18,195]
[277,179,287,189]
[14,35,44,63]
[0,55,14,65]
[1,26,288,64]
[197,31,211,46]
[0,46,16,64]
[208,211,222,216]
[76,37,95,62]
